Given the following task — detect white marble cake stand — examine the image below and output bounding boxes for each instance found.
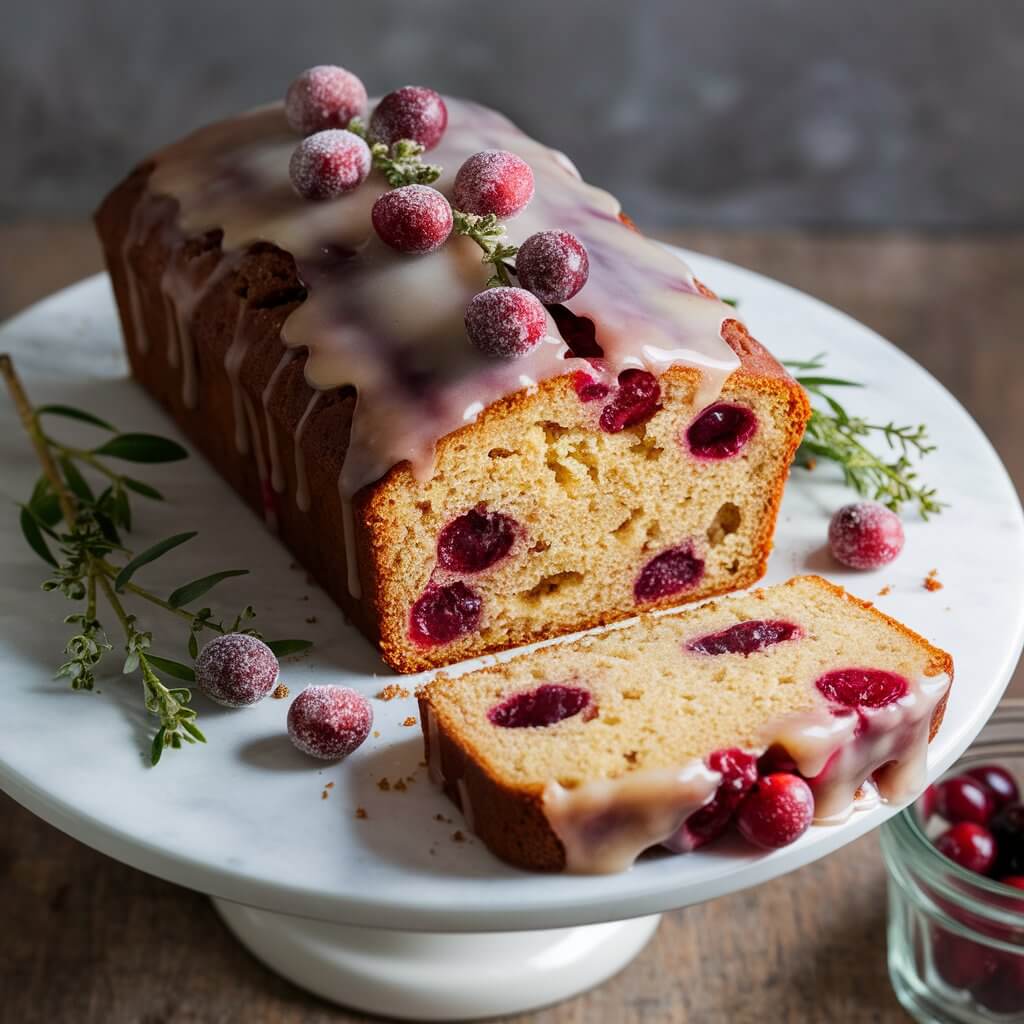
[2,250,1023,1021]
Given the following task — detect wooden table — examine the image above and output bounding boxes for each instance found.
[3,223,1022,1023]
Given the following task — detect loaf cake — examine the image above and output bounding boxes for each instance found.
[94,68,810,673]
[419,576,953,872]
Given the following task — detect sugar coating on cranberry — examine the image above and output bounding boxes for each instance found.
[287,685,373,760]
[488,683,591,729]
[935,822,997,874]
[515,231,590,304]
[736,772,815,850]
[285,65,368,136]
[968,765,1021,810]
[671,748,759,852]
[634,543,705,604]
[687,619,802,657]
[828,501,905,570]
[815,668,909,710]
[409,581,482,647]
[289,129,371,200]
[369,86,448,149]
[372,185,453,254]
[195,633,279,708]
[437,508,517,573]
[599,369,661,433]
[686,403,758,460]
[935,775,996,826]
[465,287,547,359]
[453,150,535,218]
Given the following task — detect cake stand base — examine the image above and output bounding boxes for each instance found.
[212,897,660,1020]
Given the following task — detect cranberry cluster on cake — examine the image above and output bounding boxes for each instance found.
[95,63,809,673]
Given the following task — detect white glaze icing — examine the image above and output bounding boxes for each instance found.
[262,350,296,493]
[292,392,320,511]
[225,301,252,453]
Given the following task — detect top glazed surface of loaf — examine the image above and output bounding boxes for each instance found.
[143,98,740,495]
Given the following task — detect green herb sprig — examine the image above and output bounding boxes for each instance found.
[2,355,311,765]
[451,211,519,286]
[346,117,442,187]
[784,353,943,519]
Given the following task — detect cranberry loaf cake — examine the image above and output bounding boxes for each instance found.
[419,576,953,872]
[95,66,809,673]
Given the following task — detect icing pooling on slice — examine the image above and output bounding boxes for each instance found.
[147,98,740,502]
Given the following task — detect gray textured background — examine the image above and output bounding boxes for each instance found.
[5,0,1023,229]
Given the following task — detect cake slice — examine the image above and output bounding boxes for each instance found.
[418,576,953,872]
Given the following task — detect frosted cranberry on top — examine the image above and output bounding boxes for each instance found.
[195,633,279,708]
[287,685,373,760]
[828,501,905,570]
[289,130,371,200]
[369,86,448,149]
[372,185,453,254]
[285,65,368,135]
[736,772,815,850]
[454,150,535,218]
[515,231,590,304]
[465,287,547,359]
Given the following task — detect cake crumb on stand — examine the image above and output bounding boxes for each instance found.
[924,569,944,592]
[272,683,291,699]
[376,684,411,701]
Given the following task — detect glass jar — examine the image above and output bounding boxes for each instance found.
[882,699,1024,1022]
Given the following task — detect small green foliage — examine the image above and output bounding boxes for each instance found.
[452,211,518,286]
[346,117,442,186]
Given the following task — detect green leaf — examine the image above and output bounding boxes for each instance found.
[94,433,188,463]
[181,719,206,744]
[146,655,196,682]
[188,632,199,659]
[36,404,116,431]
[29,477,64,526]
[266,638,314,657]
[114,487,132,532]
[168,569,249,609]
[720,296,739,308]
[150,727,166,766]
[114,531,197,591]
[122,477,164,501]
[794,376,863,390]
[59,456,95,503]
[19,506,57,565]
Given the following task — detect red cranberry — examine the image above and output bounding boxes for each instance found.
[828,501,905,570]
[919,785,939,823]
[686,403,758,459]
[971,956,1024,1014]
[465,287,547,359]
[1000,875,1024,890]
[735,773,815,850]
[409,581,482,647]
[599,369,661,433]
[672,749,759,851]
[968,765,1021,810]
[935,822,997,874]
[573,372,610,403]
[634,544,704,604]
[687,620,802,657]
[195,633,278,708]
[515,231,589,303]
[991,803,1024,876]
[369,86,448,149]
[437,508,517,573]
[931,927,999,991]
[287,685,373,760]
[549,305,603,358]
[453,150,535,218]
[488,684,591,728]
[289,129,371,200]
[935,775,997,826]
[757,745,800,776]
[284,65,368,135]
[815,668,909,709]
[372,185,453,254]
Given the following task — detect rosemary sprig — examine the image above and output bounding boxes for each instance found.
[451,211,518,286]
[346,117,442,186]
[784,353,943,519]
[2,355,311,765]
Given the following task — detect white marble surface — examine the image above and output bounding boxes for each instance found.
[1,251,1022,932]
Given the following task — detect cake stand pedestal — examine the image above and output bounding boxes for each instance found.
[214,898,660,1020]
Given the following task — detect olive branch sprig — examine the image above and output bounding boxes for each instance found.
[2,355,311,764]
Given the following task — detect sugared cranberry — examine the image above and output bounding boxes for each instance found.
[195,633,278,708]
[686,403,758,460]
[453,150,535,218]
[815,668,909,710]
[931,928,999,991]
[409,581,482,647]
[935,822,997,874]
[968,765,1021,810]
[369,86,448,149]
[437,508,517,573]
[828,501,905,570]
[971,956,1024,1014]
[935,775,997,826]
[634,544,705,604]
[287,685,373,760]
[488,684,591,729]
[515,231,589,304]
[284,65,368,136]
[465,287,547,359]
[372,185,453,254]
[991,803,1024,877]
[687,620,802,657]
[289,129,371,200]
[735,773,815,850]
[599,370,661,433]
[671,749,759,851]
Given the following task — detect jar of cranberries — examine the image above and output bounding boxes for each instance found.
[882,699,1024,1022]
